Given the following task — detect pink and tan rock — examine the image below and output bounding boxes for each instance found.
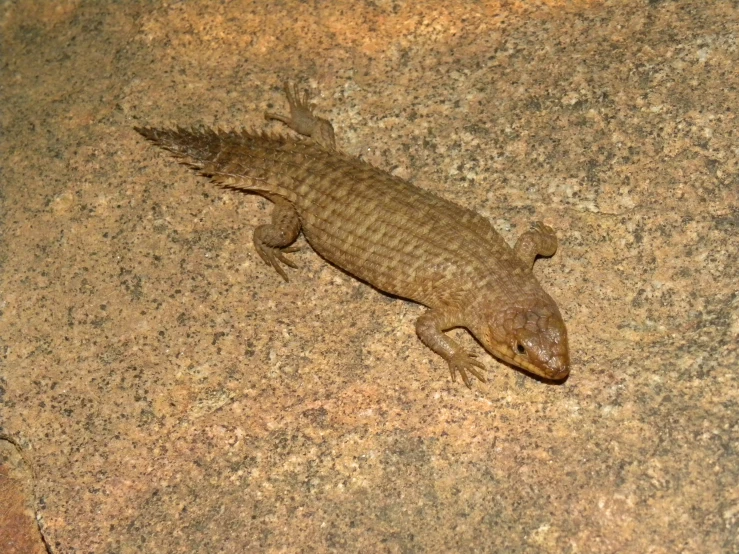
[1,1,737,552]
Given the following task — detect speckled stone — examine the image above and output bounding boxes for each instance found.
[0,438,47,554]
[1,1,737,552]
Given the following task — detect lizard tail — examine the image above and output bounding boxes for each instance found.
[134,126,298,197]
[135,126,227,169]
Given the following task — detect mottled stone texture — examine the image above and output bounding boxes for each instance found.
[1,1,737,552]
[0,438,47,554]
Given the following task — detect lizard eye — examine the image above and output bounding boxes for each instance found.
[516,343,527,356]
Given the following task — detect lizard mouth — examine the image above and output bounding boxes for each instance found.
[488,345,569,381]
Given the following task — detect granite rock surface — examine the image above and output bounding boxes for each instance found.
[1,1,737,552]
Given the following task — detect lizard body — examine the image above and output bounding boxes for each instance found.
[136,84,569,386]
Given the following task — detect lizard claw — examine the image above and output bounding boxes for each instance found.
[284,81,314,112]
[254,243,299,282]
[447,352,486,388]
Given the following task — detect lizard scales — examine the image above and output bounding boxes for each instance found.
[136,84,570,386]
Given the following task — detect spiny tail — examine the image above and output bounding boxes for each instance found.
[134,126,302,195]
[135,126,228,169]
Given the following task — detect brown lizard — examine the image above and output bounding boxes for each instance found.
[135,83,569,386]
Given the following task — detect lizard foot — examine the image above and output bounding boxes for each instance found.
[528,221,557,259]
[532,221,557,246]
[514,221,558,268]
[265,82,314,131]
[447,352,486,388]
[265,82,336,150]
[254,243,300,282]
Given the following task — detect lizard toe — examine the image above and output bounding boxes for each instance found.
[448,352,486,388]
[255,243,296,281]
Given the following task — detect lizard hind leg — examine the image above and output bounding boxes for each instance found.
[253,197,302,282]
[514,222,558,269]
[265,82,336,151]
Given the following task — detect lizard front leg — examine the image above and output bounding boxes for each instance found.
[265,82,337,151]
[416,309,486,387]
[514,222,558,269]
[253,196,301,281]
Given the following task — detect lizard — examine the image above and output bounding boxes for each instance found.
[135,83,570,387]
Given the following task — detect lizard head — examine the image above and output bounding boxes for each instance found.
[476,296,570,380]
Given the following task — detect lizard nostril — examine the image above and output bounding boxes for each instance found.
[516,343,526,355]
